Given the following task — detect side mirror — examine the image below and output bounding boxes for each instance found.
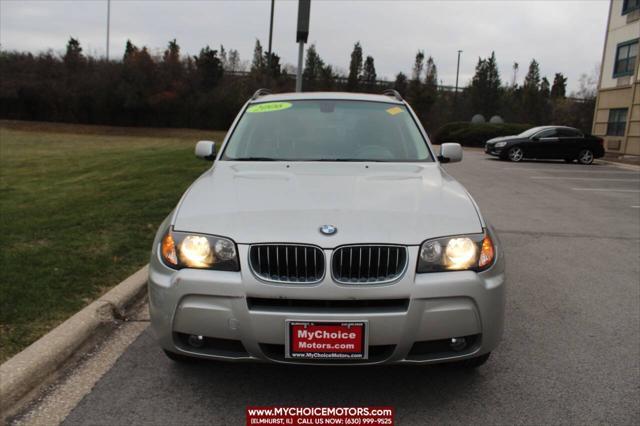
[438,143,463,163]
[195,140,216,161]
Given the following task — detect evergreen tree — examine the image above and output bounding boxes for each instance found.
[118,42,156,124]
[411,50,425,82]
[540,77,550,98]
[550,72,567,98]
[123,40,138,62]
[303,44,324,79]
[319,64,336,90]
[137,47,154,72]
[303,44,326,90]
[424,56,438,89]
[163,39,180,63]
[522,59,544,123]
[362,55,377,90]
[486,52,501,89]
[227,49,240,72]
[347,42,363,91]
[407,51,439,122]
[408,50,425,105]
[250,39,265,74]
[393,72,408,97]
[195,46,223,90]
[219,45,227,69]
[511,62,519,87]
[523,59,541,91]
[63,37,85,71]
[423,56,439,112]
[263,51,282,80]
[470,52,501,117]
[162,39,182,82]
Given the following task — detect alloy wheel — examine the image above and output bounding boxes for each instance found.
[508,147,524,162]
[578,149,594,165]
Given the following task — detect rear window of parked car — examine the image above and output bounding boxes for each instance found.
[557,128,582,137]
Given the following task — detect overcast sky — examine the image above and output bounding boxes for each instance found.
[1,0,608,92]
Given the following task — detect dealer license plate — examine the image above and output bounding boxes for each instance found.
[285,321,368,360]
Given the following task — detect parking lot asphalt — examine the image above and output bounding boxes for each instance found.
[29,151,640,425]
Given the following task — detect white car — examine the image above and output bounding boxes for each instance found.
[148,90,505,368]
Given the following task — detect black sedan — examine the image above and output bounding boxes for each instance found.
[484,126,605,164]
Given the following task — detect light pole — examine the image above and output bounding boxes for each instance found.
[267,0,274,81]
[295,0,311,92]
[454,49,462,118]
[106,0,111,61]
[455,50,462,95]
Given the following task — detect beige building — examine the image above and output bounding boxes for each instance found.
[593,0,639,157]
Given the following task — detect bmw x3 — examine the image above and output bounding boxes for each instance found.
[148,90,506,368]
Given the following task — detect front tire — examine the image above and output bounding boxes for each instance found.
[577,149,594,165]
[507,146,524,162]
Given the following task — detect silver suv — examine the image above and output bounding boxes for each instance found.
[148,90,505,368]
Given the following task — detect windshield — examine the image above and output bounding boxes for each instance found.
[518,126,549,138]
[222,100,433,162]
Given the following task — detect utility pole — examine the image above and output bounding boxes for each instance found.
[295,0,311,92]
[296,42,304,92]
[454,50,462,95]
[106,0,111,61]
[267,0,275,81]
[453,49,462,118]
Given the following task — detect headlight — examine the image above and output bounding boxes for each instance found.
[495,141,507,148]
[417,232,495,273]
[160,230,239,271]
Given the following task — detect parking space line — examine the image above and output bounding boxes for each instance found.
[571,188,640,193]
[632,206,640,208]
[531,176,640,181]
[504,167,639,173]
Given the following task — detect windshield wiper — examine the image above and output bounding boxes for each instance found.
[231,157,386,162]
[232,157,279,161]
[316,158,384,162]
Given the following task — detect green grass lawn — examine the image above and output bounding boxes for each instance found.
[0,120,226,362]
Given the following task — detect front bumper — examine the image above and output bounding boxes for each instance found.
[148,245,506,365]
[484,145,504,156]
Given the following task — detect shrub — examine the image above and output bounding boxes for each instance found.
[432,122,532,147]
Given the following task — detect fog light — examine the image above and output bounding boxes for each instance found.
[449,337,467,351]
[188,334,204,348]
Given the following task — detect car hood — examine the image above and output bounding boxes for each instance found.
[173,162,483,247]
[486,135,516,144]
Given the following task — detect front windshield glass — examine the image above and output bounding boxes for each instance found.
[518,126,548,138]
[222,100,433,162]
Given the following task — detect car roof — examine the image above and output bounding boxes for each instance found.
[249,91,404,105]
[533,125,579,131]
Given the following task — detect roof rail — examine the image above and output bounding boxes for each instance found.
[251,88,272,100]
[382,89,403,102]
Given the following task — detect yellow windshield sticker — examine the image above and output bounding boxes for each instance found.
[247,102,292,113]
[386,106,403,116]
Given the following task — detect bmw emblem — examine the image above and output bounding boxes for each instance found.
[319,225,337,236]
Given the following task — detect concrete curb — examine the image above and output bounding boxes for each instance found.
[0,265,148,418]
[596,159,640,171]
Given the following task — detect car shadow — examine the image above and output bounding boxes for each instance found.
[484,157,605,166]
[166,355,487,410]
[41,328,507,426]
